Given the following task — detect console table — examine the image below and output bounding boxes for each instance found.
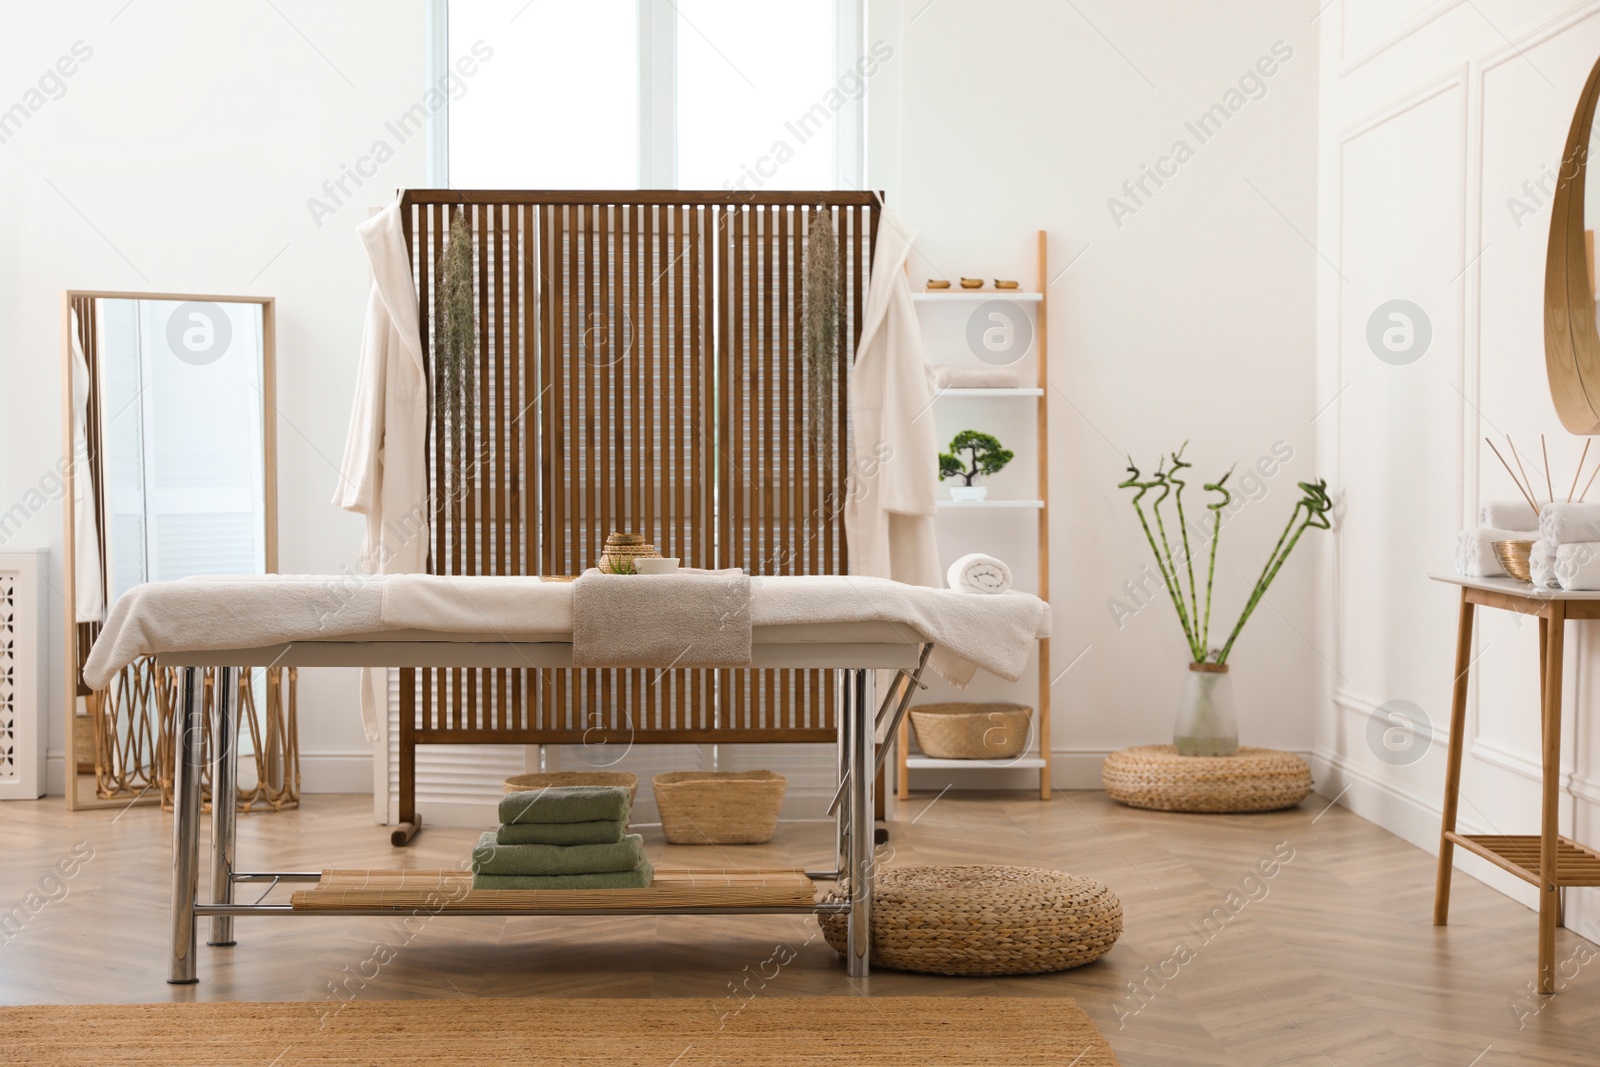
[1431,574,1600,994]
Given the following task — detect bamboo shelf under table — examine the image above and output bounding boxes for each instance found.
[290,868,828,915]
[1430,574,1600,995]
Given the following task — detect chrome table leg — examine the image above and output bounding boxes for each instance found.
[208,667,238,947]
[169,666,204,984]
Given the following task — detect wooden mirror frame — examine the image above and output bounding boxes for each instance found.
[59,290,277,811]
[1545,54,1600,433]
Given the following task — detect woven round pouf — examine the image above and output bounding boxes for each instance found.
[1101,745,1313,813]
[817,865,1121,976]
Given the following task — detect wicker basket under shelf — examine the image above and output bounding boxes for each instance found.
[908,702,1033,760]
[653,770,787,844]
[503,771,639,806]
[1101,745,1313,813]
[818,865,1122,976]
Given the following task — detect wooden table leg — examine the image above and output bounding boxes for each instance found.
[392,668,421,847]
[1539,601,1565,994]
[1434,591,1476,925]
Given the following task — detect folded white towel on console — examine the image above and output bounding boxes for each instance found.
[1455,528,1530,579]
[1555,542,1600,591]
[1539,502,1600,546]
[1479,499,1542,532]
[1530,539,1559,588]
[947,553,1013,594]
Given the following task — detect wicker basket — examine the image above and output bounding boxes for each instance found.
[1101,744,1313,813]
[908,702,1033,760]
[818,865,1122,976]
[503,771,639,806]
[653,770,786,844]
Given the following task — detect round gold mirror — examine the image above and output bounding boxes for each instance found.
[1546,55,1600,432]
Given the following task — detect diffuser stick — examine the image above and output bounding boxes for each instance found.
[1570,440,1592,503]
[1542,435,1555,504]
[1509,435,1538,510]
[1487,438,1540,516]
[1581,455,1600,504]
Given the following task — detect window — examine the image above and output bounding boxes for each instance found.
[438,0,864,190]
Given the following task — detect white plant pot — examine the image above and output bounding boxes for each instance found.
[949,485,988,502]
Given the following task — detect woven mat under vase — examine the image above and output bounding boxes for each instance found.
[1101,744,1313,813]
[0,996,1121,1067]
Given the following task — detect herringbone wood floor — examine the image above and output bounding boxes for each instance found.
[1,789,1594,1066]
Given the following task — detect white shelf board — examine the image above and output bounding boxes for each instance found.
[936,499,1045,509]
[906,756,1049,770]
[934,387,1044,397]
[913,290,1043,302]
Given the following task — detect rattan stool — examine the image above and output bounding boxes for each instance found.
[817,865,1121,976]
[1101,744,1313,813]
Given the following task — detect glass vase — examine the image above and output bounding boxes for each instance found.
[1174,663,1238,757]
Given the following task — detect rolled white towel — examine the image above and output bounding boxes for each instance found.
[1555,542,1600,590]
[1456,528,1532,578]
[1479,499,1542,532]
[1539,502,1600,546]
[1530,539,1559,588]
[947,553,1013,594]
[927,364,1023,390]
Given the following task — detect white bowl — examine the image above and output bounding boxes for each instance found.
[635,557,680,575]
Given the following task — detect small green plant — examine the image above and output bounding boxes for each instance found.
[939,430,1014,486]
[599,558,637,575]
[1120,443,1332,665]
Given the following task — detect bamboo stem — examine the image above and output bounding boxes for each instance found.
[1168,449,1202,647]
[1569,439,1591,503]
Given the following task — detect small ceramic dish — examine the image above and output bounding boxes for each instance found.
[635,557,680,576]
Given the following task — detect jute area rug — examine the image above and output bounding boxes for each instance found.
[0,995,1120,1066]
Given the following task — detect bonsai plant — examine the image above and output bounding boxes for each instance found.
[1119,445,1332,755]
[940,430,1014,501]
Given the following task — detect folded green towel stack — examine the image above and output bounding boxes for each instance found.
[473,831,646,876]
[495,820,625,846]
[499,785,631,825]
[473,786,650,890]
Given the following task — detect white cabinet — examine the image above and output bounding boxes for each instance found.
[0,549,50,800]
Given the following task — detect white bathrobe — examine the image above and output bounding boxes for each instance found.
[845,208,942,588]
[70,310,105,623]
[333,200,429,755]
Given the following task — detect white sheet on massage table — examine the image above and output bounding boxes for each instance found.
[82,573,1051,691]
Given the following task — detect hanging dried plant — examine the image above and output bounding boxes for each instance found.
[803,207,841,452]
[435,207,477,481]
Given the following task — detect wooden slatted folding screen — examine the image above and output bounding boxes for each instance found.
[396,192,878,807]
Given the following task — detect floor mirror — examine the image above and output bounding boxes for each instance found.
[60,291,289,812]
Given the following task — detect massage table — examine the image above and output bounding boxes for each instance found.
[82,574,1049,985]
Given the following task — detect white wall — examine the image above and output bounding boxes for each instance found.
[0,0,428,793]
[868,0,1323,786]
[1312,0,1600,937]
[2,1,1324,804]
